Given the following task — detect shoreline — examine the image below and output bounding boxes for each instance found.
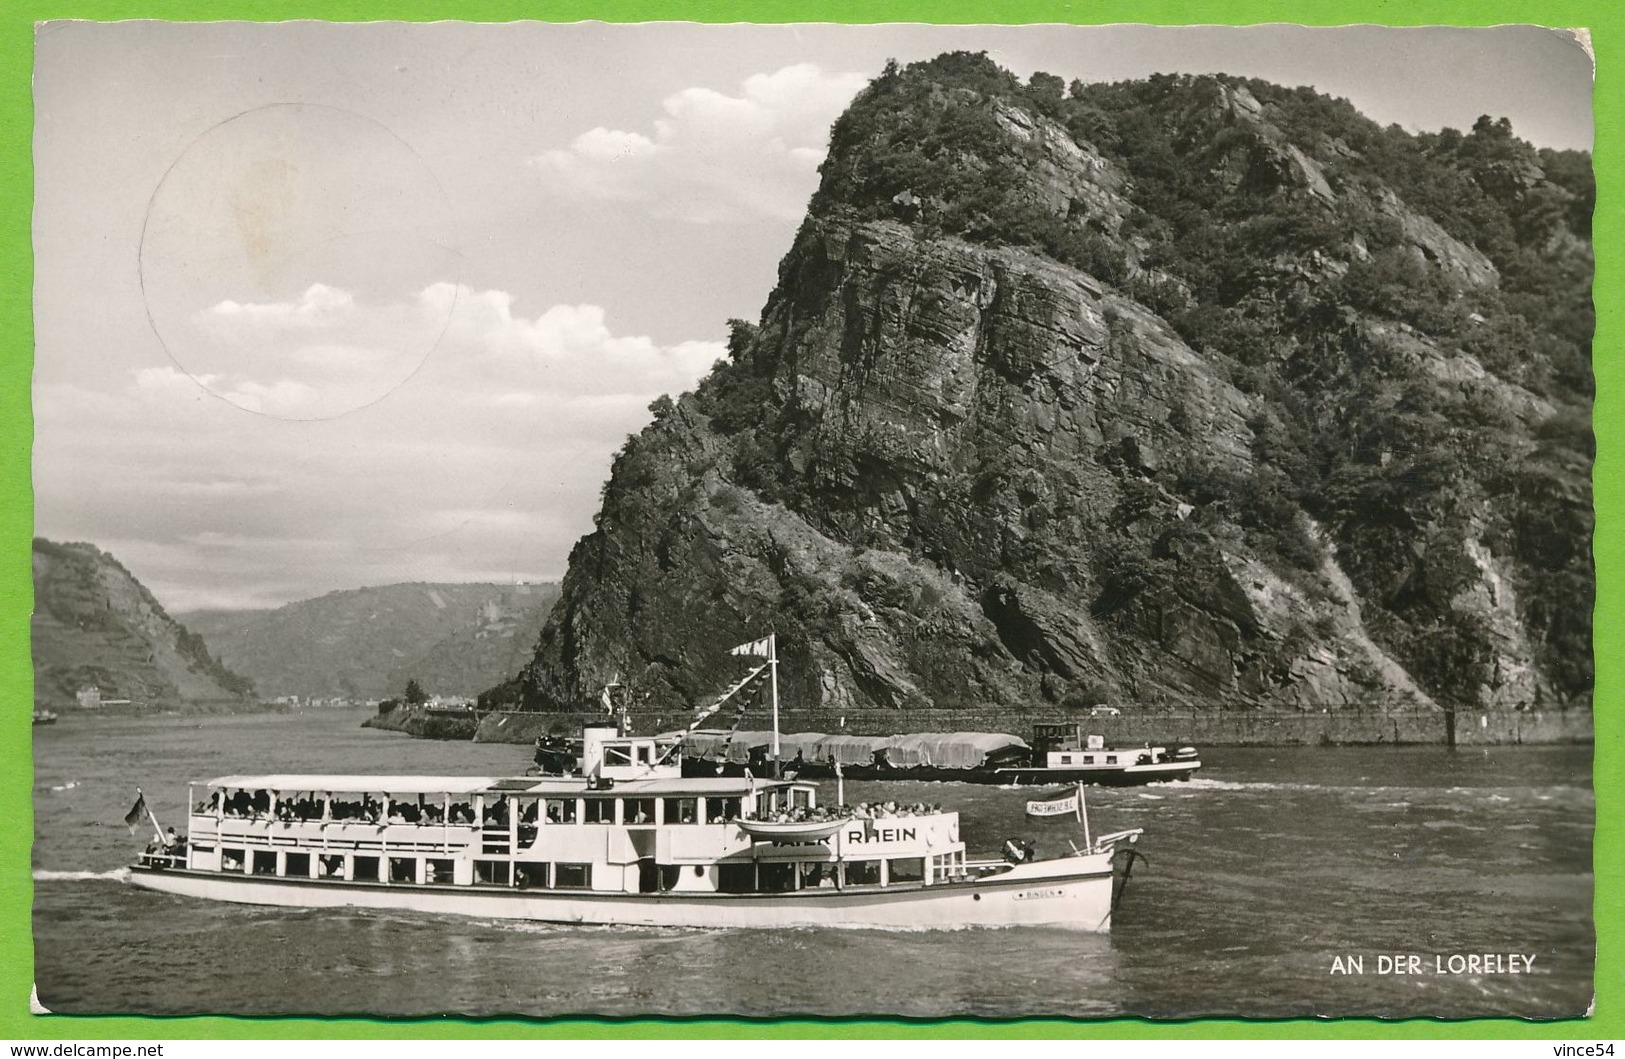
[362,704,1594,748]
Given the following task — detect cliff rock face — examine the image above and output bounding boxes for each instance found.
[32,538,253,708]
[495,55,1593,719]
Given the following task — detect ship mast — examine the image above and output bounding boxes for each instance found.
[768,632,780,775]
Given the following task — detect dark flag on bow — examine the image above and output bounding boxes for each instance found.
[123,791,147,836]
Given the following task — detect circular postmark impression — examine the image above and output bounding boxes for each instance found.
[138,103,461,420]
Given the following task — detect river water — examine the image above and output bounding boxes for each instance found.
[31,709,1593,1020]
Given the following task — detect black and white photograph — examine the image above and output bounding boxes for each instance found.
[29,21,1595,1019]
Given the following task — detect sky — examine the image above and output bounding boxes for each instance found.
[30,21,1595,612]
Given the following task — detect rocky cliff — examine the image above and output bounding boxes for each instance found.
[32,538,253,708]
[491,54,1593,720]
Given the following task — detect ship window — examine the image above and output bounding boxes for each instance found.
[515,863,549,889]
[888,857,925,884]
[603,745,633,767]
[717,863,755,893]
[329,794,381,823]
[221,848,245,873]
[351,856,380,882]
[1106,755,1117,765]
[663,797,699,824]
[554,863,592,889]
[475,860,512,886]
[584,798,616,825]
[1060,755,1072,765]
[279,792,322,823]
[387,798,424,824]
[635,744,653,765]
[424,858,455,886]
[388,857,417,884]
[251,850,277,876]
[284,852,311,878]
[1083,756,1094,765]
[799,861,833,889]
[318,855,344,880]
[624,798,655,825]
[844,860,881,886]
[758,862,796,893]
[706,797,742,823]
[516,797,540,824]
[791,787,812,809]
[481,797,510,827]
[543,798,577,824]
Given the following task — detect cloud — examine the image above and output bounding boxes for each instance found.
[206,283,356,325]
[171,282,726,420]
[34,284,725,608]
[530,63,869,223]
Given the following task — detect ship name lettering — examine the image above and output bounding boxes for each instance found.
[844,826,917,844]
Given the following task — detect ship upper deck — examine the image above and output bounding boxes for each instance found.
[199,773,806,797]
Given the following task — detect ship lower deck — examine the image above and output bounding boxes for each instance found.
[128,858,1118,931]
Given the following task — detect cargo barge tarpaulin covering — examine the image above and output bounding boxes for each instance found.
[882,732,1029,771]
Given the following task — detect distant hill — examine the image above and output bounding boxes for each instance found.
[178,582,560,700]
[31,538,253,709]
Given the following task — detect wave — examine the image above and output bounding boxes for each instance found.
[1178,778,1316,792]
[32,868,130,883]
[43,781,80,792]
[1174,777,1591,799]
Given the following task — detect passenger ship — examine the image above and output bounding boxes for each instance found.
[129,723,1143,931]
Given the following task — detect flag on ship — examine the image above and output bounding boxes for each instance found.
[123,792,146,836]
[730,635,774,659]
[1025,789,1080,818]
[686,664,768,729]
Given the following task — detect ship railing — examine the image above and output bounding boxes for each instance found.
[1082,828,1144,855]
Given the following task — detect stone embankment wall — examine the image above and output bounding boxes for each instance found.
[368,705,1592,747]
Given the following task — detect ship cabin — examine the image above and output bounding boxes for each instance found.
[1033,724,1117,768]
[177,726,970,896]
[1030,723,1190,769]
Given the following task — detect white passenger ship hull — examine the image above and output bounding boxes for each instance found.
[128,854,1120,931]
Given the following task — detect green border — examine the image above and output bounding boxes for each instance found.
[1,0,1612,1042]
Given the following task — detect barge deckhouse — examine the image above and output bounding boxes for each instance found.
[129,724,1141,930]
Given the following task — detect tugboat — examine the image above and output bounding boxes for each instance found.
[987,723,1201,786]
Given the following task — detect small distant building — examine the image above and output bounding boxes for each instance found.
[76,685,130,708]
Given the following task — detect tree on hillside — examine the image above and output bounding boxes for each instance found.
[403,678,427,705]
